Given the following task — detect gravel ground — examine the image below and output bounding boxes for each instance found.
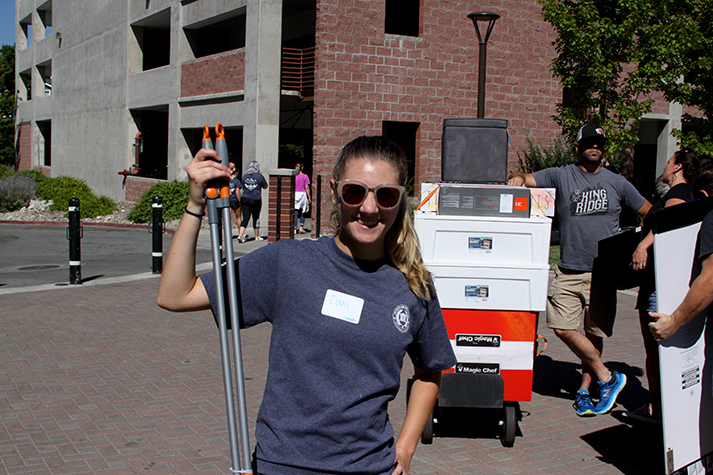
[0,200,188,231]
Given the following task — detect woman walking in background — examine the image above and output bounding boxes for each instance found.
[238,161,268,243]
[228,168,242,228]
[294,162,311,234]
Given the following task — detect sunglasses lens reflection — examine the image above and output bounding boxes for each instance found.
[376,187,401,208]
[341,183,368,205]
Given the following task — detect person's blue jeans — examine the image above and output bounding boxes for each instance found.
[294,209,305,229]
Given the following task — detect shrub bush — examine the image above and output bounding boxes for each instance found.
[0,175,36,211]
[17,169,48,186]
[516,135,577,173]
[0,164,14,180]
[36,175,116,219]
[127,180,190,223]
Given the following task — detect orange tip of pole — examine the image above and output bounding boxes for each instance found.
[205,187,219,199]
[215,123,225,141]
[202,125,211,143]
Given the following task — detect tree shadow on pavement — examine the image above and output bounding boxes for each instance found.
[533,355,649,410]
[581,423,664,475]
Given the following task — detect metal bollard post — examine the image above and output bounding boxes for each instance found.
[67,198,82,284]
[316,176,321,238]
[151,196,164,274]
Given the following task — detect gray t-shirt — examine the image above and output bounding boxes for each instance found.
[200,237,456,474]
[533,164,646,272]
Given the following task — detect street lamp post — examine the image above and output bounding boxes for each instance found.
[468,11,500,118]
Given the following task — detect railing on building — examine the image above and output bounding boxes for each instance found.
[281,46,315,100]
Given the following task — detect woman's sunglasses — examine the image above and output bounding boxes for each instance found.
[336,180,405,210]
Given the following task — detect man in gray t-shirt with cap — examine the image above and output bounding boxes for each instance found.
[508,124,651,417]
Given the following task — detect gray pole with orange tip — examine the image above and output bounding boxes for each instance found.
[203,124,253,475]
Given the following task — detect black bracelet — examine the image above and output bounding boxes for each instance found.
[184,207,205,218]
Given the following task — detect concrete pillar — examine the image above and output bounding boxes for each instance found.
[657,102,683,173]
[243,0,283,233]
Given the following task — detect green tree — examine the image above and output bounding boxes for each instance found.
[541,0,713,158]
[541,0,659,155]
[643,0,713,157]
[0,44,14,167]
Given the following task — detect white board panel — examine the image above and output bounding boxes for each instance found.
[654,221,713,474]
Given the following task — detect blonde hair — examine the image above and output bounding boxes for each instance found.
[332,136,433,300]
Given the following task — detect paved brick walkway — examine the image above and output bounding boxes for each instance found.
[1,275,664,474]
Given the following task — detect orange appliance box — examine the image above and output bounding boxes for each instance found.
[442,309,538,402]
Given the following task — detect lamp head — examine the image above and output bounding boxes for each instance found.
[468,11,500,44]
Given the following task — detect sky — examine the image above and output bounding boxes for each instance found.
[0,0,15,47]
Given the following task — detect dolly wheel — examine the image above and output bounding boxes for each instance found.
[501,404,516,447]
[421,405,435,445]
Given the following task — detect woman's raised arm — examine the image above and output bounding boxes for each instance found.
[157,148,232,311]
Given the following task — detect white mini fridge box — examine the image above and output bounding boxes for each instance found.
[428,264,550,312]
[414,213,552,268]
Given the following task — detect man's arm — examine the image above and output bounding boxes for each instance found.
[649,253,713,342]
[507,171,537,188]
[635,200,652,219]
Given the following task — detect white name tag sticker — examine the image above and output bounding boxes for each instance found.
[321,289,364,325]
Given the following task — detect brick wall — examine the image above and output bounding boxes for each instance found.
[123,176,164,203]
[650,91,671,116]
[16,123,32,171]
[683,104,705,118]
[180,49,246,98]
[650,90,704,118]
[267,174,296,242]
[14,123,50,176]
[312,0,562,232]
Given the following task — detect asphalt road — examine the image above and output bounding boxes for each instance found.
[0,222,297,293]
[0,224,181,289]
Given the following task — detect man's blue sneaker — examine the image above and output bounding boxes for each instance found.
[594,371,627,414]
[573,390,596,417]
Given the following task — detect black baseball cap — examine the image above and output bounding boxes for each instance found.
[576,124,606,144]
